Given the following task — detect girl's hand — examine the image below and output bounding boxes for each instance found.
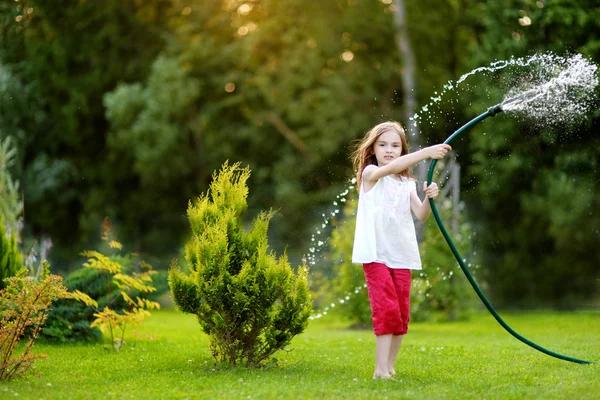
[423,182,440,199]
[425,144,452,159]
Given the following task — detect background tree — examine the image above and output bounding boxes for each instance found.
[0,0,597,307]
[0,0,173,268]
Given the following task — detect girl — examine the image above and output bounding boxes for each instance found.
[351,121,451,379]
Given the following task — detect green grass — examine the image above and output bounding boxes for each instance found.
[1,309,598,399]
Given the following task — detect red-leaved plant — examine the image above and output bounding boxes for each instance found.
[0,262,71,381]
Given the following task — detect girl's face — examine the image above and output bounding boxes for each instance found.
[373,130,403,166]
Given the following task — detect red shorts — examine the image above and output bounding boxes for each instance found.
[363,262,411,336]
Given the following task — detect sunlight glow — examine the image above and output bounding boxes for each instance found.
[182,6,191,16]
[341,51,355,62]
[225,82,235,92]
[519,16,532,26]
[238,4,253,15]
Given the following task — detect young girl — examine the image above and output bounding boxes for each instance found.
[351,121,451,379]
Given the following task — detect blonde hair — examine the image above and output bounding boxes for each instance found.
[351,121,412,188]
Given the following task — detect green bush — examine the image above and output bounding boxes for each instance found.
[41,267,111,342]
[0,218,23,290]
[169,162,312,366]
[42,251,168,343]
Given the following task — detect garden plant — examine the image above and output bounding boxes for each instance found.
[0,263,68,381]
[69,218,160,351]
[169,162,312,366]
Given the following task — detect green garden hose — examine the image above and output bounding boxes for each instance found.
[426,104,595,365]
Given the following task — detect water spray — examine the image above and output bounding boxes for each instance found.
[426,89,596,365]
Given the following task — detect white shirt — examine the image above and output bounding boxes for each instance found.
[352,165,422,270]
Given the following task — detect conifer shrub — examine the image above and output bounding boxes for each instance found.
[41,265,121,342]
[0,218,23,290]
[169,162,312,366]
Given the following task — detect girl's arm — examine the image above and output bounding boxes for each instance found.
[363,144,451,185]
[410,182,440,222]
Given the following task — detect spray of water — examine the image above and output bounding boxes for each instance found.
[410,52,599,129]
[500,53,598,123]
[305,182,354,267]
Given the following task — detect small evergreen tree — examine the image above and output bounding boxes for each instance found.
[0,218,23,290]
[169,162,312,366]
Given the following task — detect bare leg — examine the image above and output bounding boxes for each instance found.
[374,334,393,378]
[388,334,403,375]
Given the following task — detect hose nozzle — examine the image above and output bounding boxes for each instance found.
[488,104,503,116]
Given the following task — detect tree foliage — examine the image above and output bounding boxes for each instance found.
[169,162,311,366]
[0,0,172,266]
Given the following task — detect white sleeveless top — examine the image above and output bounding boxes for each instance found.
[351,165,422,270]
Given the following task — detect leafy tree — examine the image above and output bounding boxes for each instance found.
[0,0,173,267]
[169,162,312,366]
[2,0,487,272]
[102,0,400,263]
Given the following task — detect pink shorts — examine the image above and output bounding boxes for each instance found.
[363,262,411,336]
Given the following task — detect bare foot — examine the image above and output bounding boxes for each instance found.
[373,372,392,380]
[388,368,396,376]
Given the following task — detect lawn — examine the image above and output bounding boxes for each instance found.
[1,309,598,399]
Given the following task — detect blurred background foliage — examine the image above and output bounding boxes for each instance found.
[0,0,599,310]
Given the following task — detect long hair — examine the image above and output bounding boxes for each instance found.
[351,121,412,188]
